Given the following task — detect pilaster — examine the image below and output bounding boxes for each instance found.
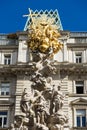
[17,33,29,63]
[61,75,69,114]
[63,40,68,62]
[14,75,24,115]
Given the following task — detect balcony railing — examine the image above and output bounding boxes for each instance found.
[75,38,87,43]
[0,39,18,46]
[70,32,87,38]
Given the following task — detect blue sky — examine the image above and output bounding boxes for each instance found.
[0,0,87,33]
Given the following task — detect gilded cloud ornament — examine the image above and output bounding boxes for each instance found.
[26,9,63,56]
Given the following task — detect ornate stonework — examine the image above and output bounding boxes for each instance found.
[10,9,68,130]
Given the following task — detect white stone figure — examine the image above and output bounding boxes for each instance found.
[51,85,64,114]
[12,9,69,130]
[31,71,51,91]
[32,90,46,125]
[21,88,31,113]
[10,123,15,130]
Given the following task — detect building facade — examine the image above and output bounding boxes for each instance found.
[0,10,87,130]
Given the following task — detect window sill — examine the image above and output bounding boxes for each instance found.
[0,127,9,130]
[73,127,87,130]
[69,93,87,97]
[0,95,15,98]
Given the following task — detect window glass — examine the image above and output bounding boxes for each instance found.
[0,82,10,95]
[75,52,82,63]
[0,112,8,128]
[0,118,2,127]
[82,117,86,127]
[75,81,84,94]
[77,116,80,127]
[76,109,86,127]
[4,117,7,125]
[4,54,11,65]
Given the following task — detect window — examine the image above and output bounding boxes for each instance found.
[4,54,11,65]
[75,81,84,94]
[76,109,86,127]
[0,82,10,95]
[0,112,8,128]
[75,52,82,63]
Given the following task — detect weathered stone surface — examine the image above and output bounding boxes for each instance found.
[10,9,68,130]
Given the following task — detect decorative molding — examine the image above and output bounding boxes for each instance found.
[70,98,87,105]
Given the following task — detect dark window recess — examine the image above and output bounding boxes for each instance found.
[0,118,2,127]
[75,53,82,63]
[76,86,84,94]
[75,81,84,94]
[4,54,11,65]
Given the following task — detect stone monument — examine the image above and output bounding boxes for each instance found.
[10,8,68,130]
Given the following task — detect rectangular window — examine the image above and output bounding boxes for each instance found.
[4,54,11,65]
[76,109,86,127]
[75,52,82,63]
[0,112,8,128]
[0,82,10,95]
[75,81,84,94]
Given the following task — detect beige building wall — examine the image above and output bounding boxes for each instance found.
[0,32,87,130]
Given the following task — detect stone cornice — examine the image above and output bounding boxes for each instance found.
[69,94,87,97]
[67,43,87,48]
[0,100,14,106]
[0,45,18,49]
[16,31,28,40]
[70,32,87,38]
[0,64,35,75]
[0,62,87,75]
[54,61,87,69]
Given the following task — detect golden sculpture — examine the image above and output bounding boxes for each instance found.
[26,9,63,56]
[11,9,68,130]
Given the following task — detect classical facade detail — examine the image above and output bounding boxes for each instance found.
[0,33,87,130]
[0,9,87,130]
[9,9,69,130]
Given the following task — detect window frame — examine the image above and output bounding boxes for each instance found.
[75,81,84,94]
[0,82,10,96]
[75,52,82,63]
[4,53,12,65]
[72,107,87,128]
[0,111,8,128]
[76,109,86,127]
